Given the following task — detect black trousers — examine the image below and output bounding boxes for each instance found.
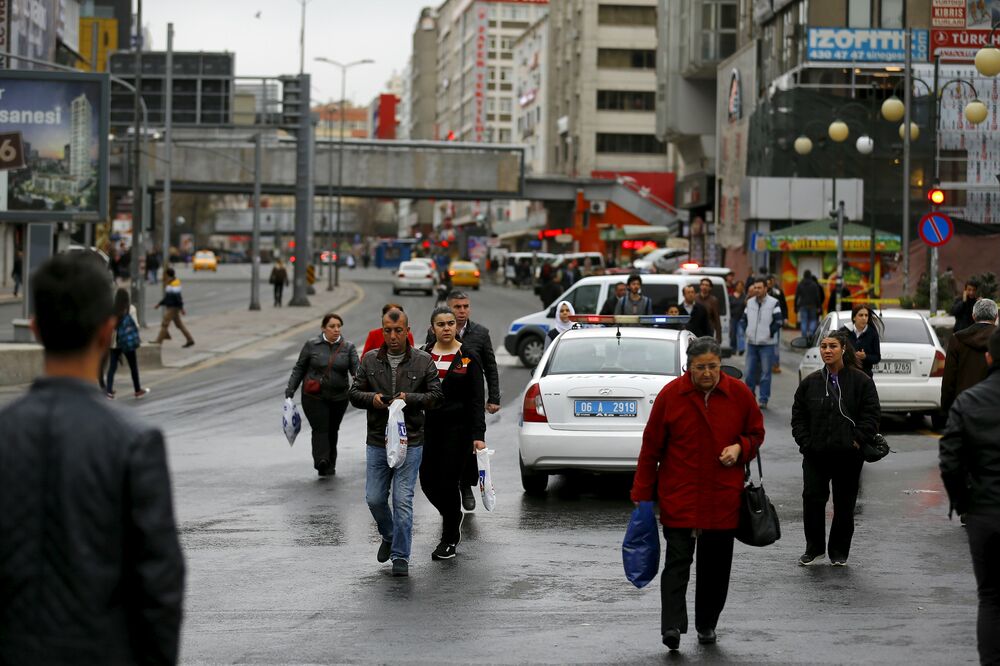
[107,349,141,393]
[301,396,348,471]
[420,424,472,544]
[967,513,1000,666]
[273,283,284,306]
[802,453,864,559]
[661,527,735,635]
[461,450,479,488]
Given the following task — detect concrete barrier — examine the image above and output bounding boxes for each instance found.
[0,343,163,387]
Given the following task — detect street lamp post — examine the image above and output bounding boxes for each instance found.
[314,57,374,290]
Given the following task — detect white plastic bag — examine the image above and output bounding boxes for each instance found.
[282,398,302,446]
[385,398,408,468]
[476,447,496,511]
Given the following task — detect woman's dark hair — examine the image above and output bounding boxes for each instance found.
[322,312,343,327]
[851,303,884,336]
[822,329,862,370]
[430,306,456,324]
[113,287,131,320]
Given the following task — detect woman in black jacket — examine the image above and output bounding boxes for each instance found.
[844,304,882,377]
[791,329,880,567]
[420,306,487,561]
[286,313,360,476]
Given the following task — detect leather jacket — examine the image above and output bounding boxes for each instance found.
[0,377,185,665]
[940,365,1000,516]
[286,335,360,402]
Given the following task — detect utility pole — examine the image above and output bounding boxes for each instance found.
[289,73,312,306]
[130,0,145,325]
[162,22,173,274]
[327,105,334,291]
[902,27,913,296]
[250,133,262,310]
[835,200,846,313]
[84,20,99,249]
[334,80,346,289]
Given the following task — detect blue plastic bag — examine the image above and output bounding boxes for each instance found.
[622,501,661,588]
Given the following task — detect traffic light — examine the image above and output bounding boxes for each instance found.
[279,74,308,131]
[927,186,945,206]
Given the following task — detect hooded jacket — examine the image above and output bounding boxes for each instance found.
[940,365,1000,516]
[941,322,997,413]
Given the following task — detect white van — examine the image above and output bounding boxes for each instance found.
[504,252,555,286]
[504,274,731,367]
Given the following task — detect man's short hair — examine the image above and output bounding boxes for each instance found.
[700,277,712,287]
[33,253,114,355]
[682,284,697,294]
[966,279,980,290]
[750,277,767,288]
[973,298,998,323]
[989,327,1000,362]
[614,281,626,289]
[687,336,722,363]
[381,302,405,315]
[383,308,408,326]
[447,289,469,302]
[165,267,176,279]
[627,273,642,286]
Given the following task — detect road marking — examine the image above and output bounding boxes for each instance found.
[495,350,523,368]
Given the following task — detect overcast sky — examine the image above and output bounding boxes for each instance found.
[143,0,432,105]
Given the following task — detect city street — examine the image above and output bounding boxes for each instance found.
[13,266,969,664]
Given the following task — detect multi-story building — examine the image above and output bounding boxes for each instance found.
[69,93,93,180]
[513,14,549,176]
[314,103,369,141]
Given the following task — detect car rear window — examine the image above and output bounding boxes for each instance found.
[400,262,425,271]
[546,337,678,376]
[881,318,932,345]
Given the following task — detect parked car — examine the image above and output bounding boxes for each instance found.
[392,260,436,295]
[192,250,218,272]
[633,247,689,272]
[448,260,481,289]
[794,309,947,428]
[410,256,440,285]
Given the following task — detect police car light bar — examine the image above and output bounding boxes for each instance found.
[567,314,691,325]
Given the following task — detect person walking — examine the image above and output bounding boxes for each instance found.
[146,248,161,284]
[766,275,787,373]
[615,273,653,316]
[349,308,443,577]
[939,327,1000,666]
[681,284,712,338]
[695,278,723,342]
[844,304,883,378]
[795,270,825,340]
[0,253,184,664]
[600,282,627,316]
[741,278,784,409]
[546,300,575,348]
[362,303,415,357]
[155,267,195,348]
[286,312,360,477]
[951,280,981,333]
[728,280,747,355]
[791,330,880,566]
[942,298,998,415]
[420,306,487,560]
[631,337,765,651]
[11,249,23,297]
[105,288,150,400]
[269,259,289,307]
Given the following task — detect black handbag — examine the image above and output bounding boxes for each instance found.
[859,433,891,463]
[736,454,781,547]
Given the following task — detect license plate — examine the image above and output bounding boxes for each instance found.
[874,361,911,375]
[574,399,637,417]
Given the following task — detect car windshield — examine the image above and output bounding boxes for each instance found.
[880,317,933,345]
[546,337,678,375]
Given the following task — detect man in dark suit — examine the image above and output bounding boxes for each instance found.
[0,253,185,664]
[680,284,713,337]
[601,282,627,316]
[426,290,501,511]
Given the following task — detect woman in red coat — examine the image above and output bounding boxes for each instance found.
[631,337,765,652]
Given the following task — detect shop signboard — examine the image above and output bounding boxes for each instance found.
[931,28,1000,60]
[807,28,928,63]
[754,235,901,253]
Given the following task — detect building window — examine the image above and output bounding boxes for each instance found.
[880,0,904,28]
[597,5,657,26]
[596,133,666,154]
[848,0,871,27]
[597,48,656,69]
[700,1,738,63]
[596,90,656,111]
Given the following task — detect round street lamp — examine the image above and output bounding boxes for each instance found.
[965,99,990,124]
[899,122,920,141]
[881,96,905,122]
[794,136,813,155]
[856,135,874,155]
[975,46,1000,77]
[828,120,849,142]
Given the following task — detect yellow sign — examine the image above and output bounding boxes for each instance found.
[755,237,901,252]
[78,18,118,73]
[306,264,316,285]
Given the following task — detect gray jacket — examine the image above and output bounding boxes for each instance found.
[742,294,784,346]
[286,335,360,402]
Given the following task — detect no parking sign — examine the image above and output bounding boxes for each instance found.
[918,212,953,247]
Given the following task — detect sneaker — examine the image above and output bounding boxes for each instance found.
[316,459,330,477]
[758,400,768,410]
[391,559,409,577]
[798,551,825,566]
[105,392,116,400]
[431,541,457,560]
[377,540,392,563]
[182,340,195,348]
[134,388,150,399]
[662,628,681,650]
[772,365,782,374]
[697,628,717,645]
[830,556,848,567]
[461,486,476,511]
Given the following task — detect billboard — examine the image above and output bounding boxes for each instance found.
[0,70,109,221]
[807,28,929,63]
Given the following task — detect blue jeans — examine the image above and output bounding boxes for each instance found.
[799,308,818,340]
[366,444,424,562]
[745,343,775,403]
[730,318,746,353]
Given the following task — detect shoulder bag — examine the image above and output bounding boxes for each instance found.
[736,453,781,547]
[303,338,344,396]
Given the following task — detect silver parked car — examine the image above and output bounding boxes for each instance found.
[392,260,436,295]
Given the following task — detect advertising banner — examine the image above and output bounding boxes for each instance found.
[0,71,109,222]
[931,28,1000,59]
[807,28,929,62]
[932,0,966,27]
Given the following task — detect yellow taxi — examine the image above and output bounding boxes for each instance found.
[192,250,218,272]
[448,260,481,290]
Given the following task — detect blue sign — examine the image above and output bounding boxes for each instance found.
[918,212,953,247]
[807,28,928,63]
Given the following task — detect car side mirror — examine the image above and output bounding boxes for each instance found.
[721,365,743,380]
[790,336,812,350]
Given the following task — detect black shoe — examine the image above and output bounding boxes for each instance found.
[461,486,476,511]
[431,541,457,560]
[798,551,825,566]
[392,559,408,577]
[316,459,330,476]
[830,555,848,567]
[697,628,717,645]
[182,340,195,348]
[662,628,680,650]
[377,540,392,563]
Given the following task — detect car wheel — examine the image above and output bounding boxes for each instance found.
[520,455,548,495]
[517,335,544,368]
[930,410,948,431]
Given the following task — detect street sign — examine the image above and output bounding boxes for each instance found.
[918,212,954,247]
[0,131,25,170]
[306,264,316,285]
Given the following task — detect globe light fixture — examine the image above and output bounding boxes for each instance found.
[856,135,874,155]
[965,99,989,125]
[794,136,813,155]
[898,122,920,141]
[881,96,905,122]
[828,120,849,142]
[975,46,1000,77]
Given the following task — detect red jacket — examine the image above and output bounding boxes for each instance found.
[631,372,765,530]
[361,328,415,357]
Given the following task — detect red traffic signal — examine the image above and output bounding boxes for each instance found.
[927,187,945,206]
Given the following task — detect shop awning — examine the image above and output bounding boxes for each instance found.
[497,229,539,241]
[599,225,673,241]
[754,219,901,253]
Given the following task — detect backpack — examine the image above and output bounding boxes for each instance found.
[116,314,141,352]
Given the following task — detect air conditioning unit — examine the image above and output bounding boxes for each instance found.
[589,200,607,215]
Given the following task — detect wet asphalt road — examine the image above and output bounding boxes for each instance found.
[17,268,981,664]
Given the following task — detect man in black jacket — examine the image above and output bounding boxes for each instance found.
[794,270,825,339]
[951,280,981,333]
[600,282,627,316]
[0,254,185,665]
[940,327,1000,665]
[680,284,712,338]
